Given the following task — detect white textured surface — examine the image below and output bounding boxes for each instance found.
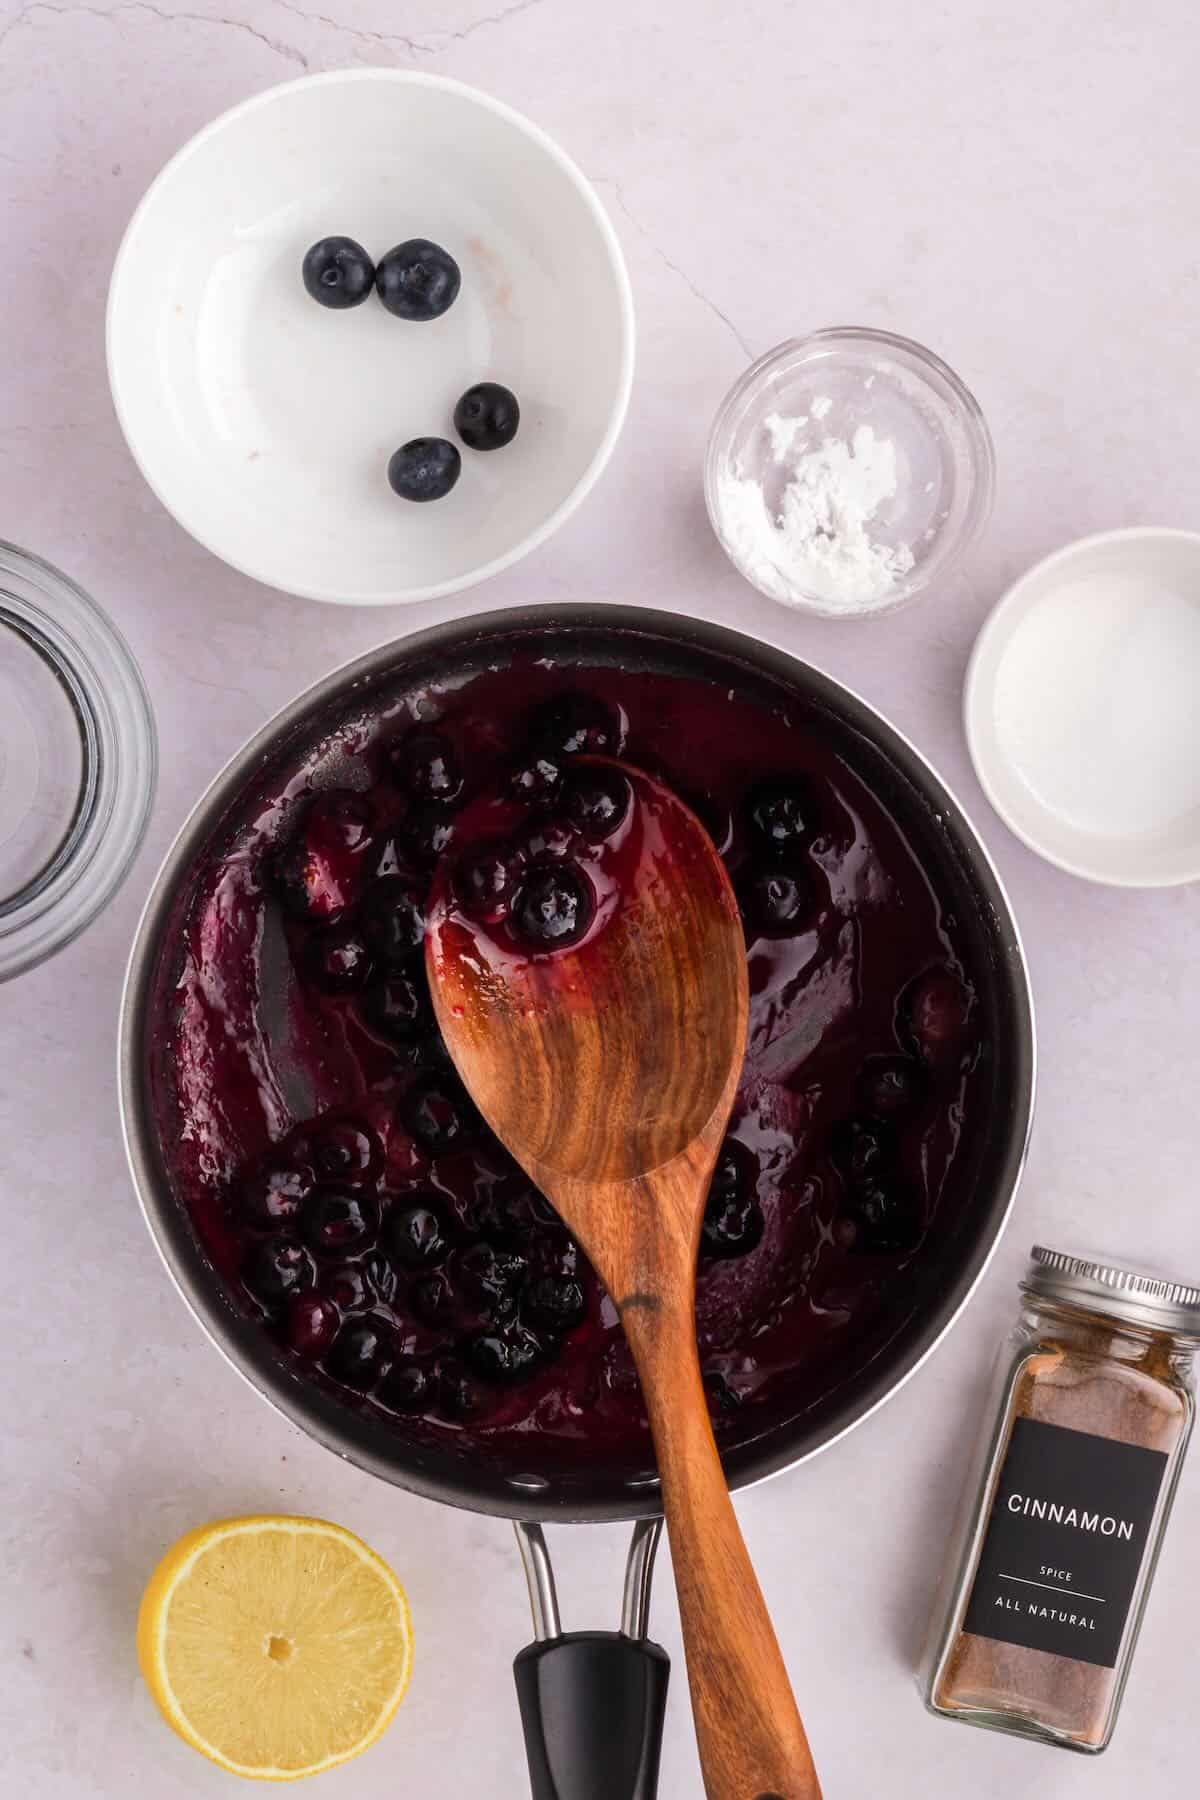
[2,4,1198,1795]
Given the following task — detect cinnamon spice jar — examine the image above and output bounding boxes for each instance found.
[923,1245,1198,1752]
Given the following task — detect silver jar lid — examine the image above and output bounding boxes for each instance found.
[1025,1245,1200,1339]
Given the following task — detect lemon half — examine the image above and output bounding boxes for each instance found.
[137,1515,412,1781]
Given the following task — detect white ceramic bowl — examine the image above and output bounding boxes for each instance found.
[965,528,1200,887]
[107,71,634,606]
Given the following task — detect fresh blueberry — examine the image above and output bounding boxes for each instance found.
[377,1358,435,1415]
[411,1272,454,1325]
[364,1251,400,1306]
[830,1116,896,1187]
[453,382,520,451]
[511,816,579,864]
[301,236,375,309]
[743,777,818,856]
[324,1263,370,1311]
[459,1242,527,1320]
[701,1140,764,1259]
[309,1119,379,1182]
[856,1055,928,1118]
[509,755,564,809]
[511,861,594,949]
[240,1162,312,1230]
[302,1187,379,1258]
[361,969,431,1044]
[302,922,373,993]
[243,1237,316,1308]
[844,1177,923,1255]
[399,803,457,867]
[453,844,515,921]
[272,790,373,923]
[400,1075,477,1153]
[387,438,462,502]
[525,1275,586,1334]
[739,863,813,937]
[563,768,631,843]
[388,728,464,805]
[387,1202,449,1269]
[530,692,623,759]
[326,1316,390,1390]
[360,876,426,964]
[903,968,972,1064]
[435,1357,484,1420]
[465,1324,544,1385]
[285,1293,338,1359]
[376,238,461,321]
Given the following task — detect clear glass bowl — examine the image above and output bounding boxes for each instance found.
[704,327,995,619]
[0,543,156,981]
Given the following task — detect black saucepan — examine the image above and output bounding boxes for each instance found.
[119,606,1035,1799]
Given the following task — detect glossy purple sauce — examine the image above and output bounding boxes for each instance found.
[150,655,984,1467]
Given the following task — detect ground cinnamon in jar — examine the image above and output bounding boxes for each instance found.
[922,1246,1198,1752]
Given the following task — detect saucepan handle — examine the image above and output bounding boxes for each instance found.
[512,1519,670,1800]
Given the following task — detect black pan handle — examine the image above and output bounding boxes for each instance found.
[512,1519,670,1800]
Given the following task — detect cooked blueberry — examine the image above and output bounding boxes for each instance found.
[856,1055,928,1118]
[472,1182,548,1246]
[376,238,461,321]
[903,968,971,1063]
[400,1074,477,1152]
[701,1139,763,1258]
[310,1119,379,1182]
[387,437,462,502]
[509,755,564,808]
[525,1275,585,1333]
[452,843,515,921]
[301,236,375,309]
[399,803,456,866]
[436,1357,484,1419]
[272,790,373,922]
[243,1237,316,1308]
[360,876,426,964]
[739,863,813,937]
[531,692,622,758]
[563,768,631,843]
[286,1293,338,1359]
[364,1251,400,1306]
[326,1316,390,1390]
[744,777,817,855]
[324,1263,370,1311]
[389,728,464,804]
[844,1177,923,1254]
[511,861,594,949]
[302,1187,378,1258]
[302,922,373,993]
[387,1202,449,1268]
[460,1242,527,1320]
[454,382,520,451]
[377,1358,435,1415]
[465,1324,544,1385]
[830,1116,896,1187]
[411,1271,453,1324]
[240,1162,312,1230]
[361,969,431,1044]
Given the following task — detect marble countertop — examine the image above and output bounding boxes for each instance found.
[2,1,1198,1794]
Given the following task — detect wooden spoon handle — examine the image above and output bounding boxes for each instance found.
[623,1304,822,1800]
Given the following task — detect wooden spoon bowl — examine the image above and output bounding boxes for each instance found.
[427,761,822,1800]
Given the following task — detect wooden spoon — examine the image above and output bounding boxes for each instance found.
[426,762,822,1800]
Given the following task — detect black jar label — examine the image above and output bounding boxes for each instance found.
[961,1417,1168,1668]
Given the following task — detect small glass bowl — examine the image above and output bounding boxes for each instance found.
[704,327,995,619]
[0,543,156,981]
